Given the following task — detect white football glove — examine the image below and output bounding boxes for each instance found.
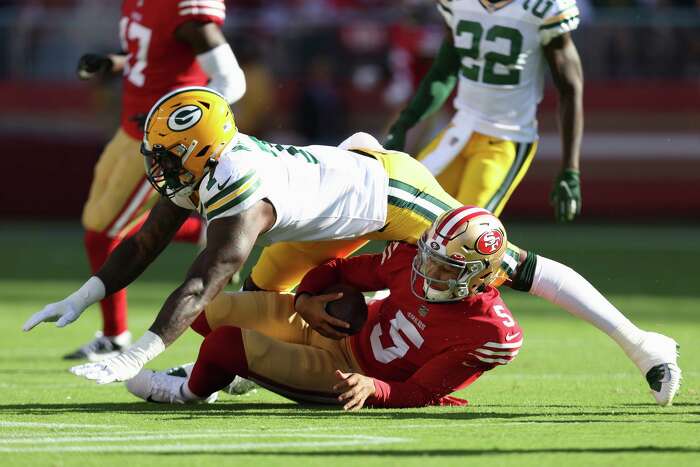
[70,331,165,384]
[22,277,105,331]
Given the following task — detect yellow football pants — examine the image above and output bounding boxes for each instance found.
[250,150,461,291]
[417,131,537,216]
[205,291,362,403]
[81,128,158,237]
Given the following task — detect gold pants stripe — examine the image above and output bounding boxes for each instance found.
[417,131,537,216]
[484,142,536,214]
[81,128,159,236]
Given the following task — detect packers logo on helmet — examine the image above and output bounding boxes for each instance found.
[167,105,203,131]
[141,86,237,198]
[411,206,507,302]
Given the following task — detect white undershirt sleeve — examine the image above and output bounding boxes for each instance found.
[197,43,246,104]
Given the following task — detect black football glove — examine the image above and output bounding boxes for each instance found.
[550,169,582,223]
[77,53,113,80]
[129,113,148,131]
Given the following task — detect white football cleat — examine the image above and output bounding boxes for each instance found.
[166,362,257,396]
[126,369,217,404]
[627,332,681,406]
[224,375,258,395]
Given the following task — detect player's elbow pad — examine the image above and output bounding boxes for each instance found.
[197,43,246,105]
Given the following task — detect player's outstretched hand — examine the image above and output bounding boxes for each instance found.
[333,370,376,411]
[22,277,105,332]
[295,292,350,340]
[384,122,408,152]
[77,53,113,80]
[70,331,165,384]
[550,169,582,223]
[22,299,85,332]
[70,351,143,384]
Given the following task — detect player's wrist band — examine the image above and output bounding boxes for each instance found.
[510,251,538,292]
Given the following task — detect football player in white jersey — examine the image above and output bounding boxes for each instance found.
[386,0,583,222]
[23,88,679,405]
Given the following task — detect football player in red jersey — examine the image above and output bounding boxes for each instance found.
[70,0,246,360]
[124,208,522,409]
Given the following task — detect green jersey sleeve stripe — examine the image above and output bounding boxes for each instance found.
[206,179,262,220]
[389,178,453,211]
[388,195,439,223]
[204,170,255,209]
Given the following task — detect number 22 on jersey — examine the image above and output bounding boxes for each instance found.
[455,20,523,86]
[119,17,151,87]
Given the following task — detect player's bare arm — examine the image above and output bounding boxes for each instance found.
[175,20,246,104]
[97,197,191,295]
[68,199,275,384]
[545,33,584,222]
[22,197,190,332]
[149,200,275,346]
[174,21,227,54]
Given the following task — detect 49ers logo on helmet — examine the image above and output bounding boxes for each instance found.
[476,229,504,254]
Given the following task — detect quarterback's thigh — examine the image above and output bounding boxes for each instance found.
[242,330,357,403]
[82,129,156,233]
[250,239,367,292]
[458,137,537,215]
[205,291,308,344]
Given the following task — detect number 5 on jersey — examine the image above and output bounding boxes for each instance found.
[370,310,425,364]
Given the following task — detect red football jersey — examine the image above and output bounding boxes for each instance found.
[119,0,226,138]
[297,242,523,408]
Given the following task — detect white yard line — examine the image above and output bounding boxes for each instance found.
[0,433,402,445]
[0,434,408,453]
[0,421,125,429]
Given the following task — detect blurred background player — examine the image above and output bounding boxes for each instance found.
[385,0,584,222]
[70,0,246,360]
[125,209,523,410]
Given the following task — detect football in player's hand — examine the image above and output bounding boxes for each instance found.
[323,283,368,335]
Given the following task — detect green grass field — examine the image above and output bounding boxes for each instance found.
[1,222,698,466]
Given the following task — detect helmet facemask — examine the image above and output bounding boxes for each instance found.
[411,235,489,302]
[141,142,199,198]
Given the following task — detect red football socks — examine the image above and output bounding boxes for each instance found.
[187,326,248,397]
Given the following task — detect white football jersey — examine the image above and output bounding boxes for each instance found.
[437,0,580,141]
[188,133,388,245]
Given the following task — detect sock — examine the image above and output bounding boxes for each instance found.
[530,255,645,356]
[172,216,203,244]
[190,311,212,337]
[84,230,127,337]
[187,326,248,398]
